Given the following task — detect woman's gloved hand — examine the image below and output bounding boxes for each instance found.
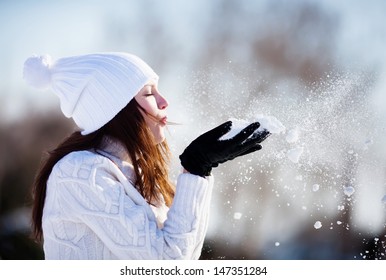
[179,120,270,177]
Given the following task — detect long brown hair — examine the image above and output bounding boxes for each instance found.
[31,98,175,241]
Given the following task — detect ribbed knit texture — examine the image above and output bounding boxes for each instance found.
[42,139,214,259]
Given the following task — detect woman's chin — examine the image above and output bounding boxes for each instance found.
[153,132,166,145]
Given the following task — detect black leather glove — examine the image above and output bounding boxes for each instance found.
[179,120,270,177]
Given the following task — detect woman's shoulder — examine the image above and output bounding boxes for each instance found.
[51,150,116,179]
[46,150,141,217]
[59,149,105,165]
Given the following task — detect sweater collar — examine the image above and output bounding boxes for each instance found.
[96,136,167,214]
[98,136,132,163]
[96,136,136,182]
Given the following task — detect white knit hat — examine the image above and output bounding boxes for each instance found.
[23,52,159,135]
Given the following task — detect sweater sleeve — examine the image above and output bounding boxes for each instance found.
[163,173,214,259]
[44,151,214,259]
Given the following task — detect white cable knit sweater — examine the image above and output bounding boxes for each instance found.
[42,138,214,259]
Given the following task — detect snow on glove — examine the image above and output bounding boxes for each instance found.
[179,120,269,177]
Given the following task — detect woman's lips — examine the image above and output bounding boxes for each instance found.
[160,116,167,125]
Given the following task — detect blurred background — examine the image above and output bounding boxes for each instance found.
[1,0,386,260]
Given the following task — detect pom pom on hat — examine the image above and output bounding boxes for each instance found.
[23,54,53,89]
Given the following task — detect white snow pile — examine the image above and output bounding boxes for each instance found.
[285,127,300,143]
[312,184,320,192]
[286,146,304,163]
[219,115,308,164]
[314,221,322,229]
[284,127,304,163]
[233,212,242,220]
[343,186,355,197]
[219,115,285,140]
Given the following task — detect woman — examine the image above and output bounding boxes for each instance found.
[23,52,268,259]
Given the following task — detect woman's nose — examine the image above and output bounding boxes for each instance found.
[158,94,168,110]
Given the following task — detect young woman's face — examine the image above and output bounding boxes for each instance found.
[135,83,168,144]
